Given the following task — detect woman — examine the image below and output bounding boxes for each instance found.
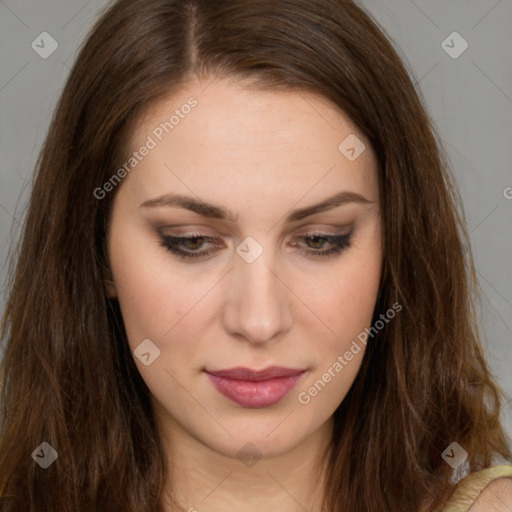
[0,0,511,510]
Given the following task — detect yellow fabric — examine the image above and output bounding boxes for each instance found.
[441,465,512,511]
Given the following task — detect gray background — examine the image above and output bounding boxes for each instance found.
[1,0,511,436]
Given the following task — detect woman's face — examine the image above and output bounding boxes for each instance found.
[107,76,382,460]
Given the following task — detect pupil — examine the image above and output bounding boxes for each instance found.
[185,237,203,249]
[309,236,325,248]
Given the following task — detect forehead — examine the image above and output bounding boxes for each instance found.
[122,77,379,208]
[134,77,362,151]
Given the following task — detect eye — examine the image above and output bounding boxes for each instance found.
[158,229,353,261]
[291,232,352,258]
[159,234,220,260]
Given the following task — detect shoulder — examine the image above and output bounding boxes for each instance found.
[468,476,512,511]
[440,465,512,512]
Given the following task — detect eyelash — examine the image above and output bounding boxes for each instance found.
[158,231,352,260]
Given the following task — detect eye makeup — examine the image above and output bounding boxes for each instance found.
[157,228,353,261]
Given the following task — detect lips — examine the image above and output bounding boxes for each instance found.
[205,366,306,408]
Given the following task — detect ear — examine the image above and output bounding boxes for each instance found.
[106,279,117,298]
[103,263,117,298]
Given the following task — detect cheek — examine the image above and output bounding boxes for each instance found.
[108,223,181,346]
[293,236,382,408]
[303,247,382,351]
[108,228,219,368]
[336,257,381,332]
[112,266,197,353]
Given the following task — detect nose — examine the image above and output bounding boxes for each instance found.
[222,245,293,345]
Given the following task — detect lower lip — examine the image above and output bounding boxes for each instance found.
[206,372,305,408]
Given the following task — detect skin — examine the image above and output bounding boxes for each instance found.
[106,75,382,512]
[469,477,512,511]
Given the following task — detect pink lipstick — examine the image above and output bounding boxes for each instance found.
[205,366,306,408]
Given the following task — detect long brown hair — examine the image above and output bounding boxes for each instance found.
[1,0,510,510]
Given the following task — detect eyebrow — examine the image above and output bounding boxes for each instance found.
[140,191,373,223]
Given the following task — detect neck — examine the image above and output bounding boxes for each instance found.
[156,412,334,512]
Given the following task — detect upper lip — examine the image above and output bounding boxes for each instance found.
[206,366,306,381]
